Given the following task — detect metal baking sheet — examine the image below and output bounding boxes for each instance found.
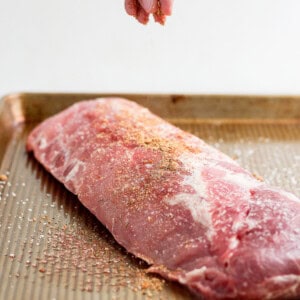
[0,93,299,300]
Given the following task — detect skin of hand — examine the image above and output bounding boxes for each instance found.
[125,0,173,25]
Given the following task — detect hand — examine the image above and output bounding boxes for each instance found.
[125,0,173,25]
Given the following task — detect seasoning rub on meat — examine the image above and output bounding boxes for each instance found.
[27,98,300,299]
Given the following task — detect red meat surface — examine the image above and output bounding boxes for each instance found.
[27,98,300,299]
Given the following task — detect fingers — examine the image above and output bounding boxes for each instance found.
[136,4,150,24]
[139,0,173,16]
[160,0,173,16]
[125,0,137,16]
[139,0,158,14]
[153,0,172,25]
[124,0,173,24]
[153,12,166,25]
[125,0,150,24]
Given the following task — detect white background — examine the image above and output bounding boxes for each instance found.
[1,0,300,97]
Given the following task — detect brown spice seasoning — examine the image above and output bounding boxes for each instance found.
[253,173,264,182]
[0,174,8,181]
[29,216,166,296]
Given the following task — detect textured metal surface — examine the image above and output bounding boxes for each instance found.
[0,93,299,300]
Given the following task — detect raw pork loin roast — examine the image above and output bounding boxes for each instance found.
[27,98,300,299]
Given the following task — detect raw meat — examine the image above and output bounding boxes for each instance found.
[125,0,173,25]
[27,98,300,299]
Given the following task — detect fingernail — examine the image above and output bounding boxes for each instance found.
[140,0,157,13]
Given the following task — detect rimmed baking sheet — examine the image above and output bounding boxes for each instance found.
[0,93,299,300]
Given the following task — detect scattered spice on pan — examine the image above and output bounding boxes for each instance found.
[24,213,166,296]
